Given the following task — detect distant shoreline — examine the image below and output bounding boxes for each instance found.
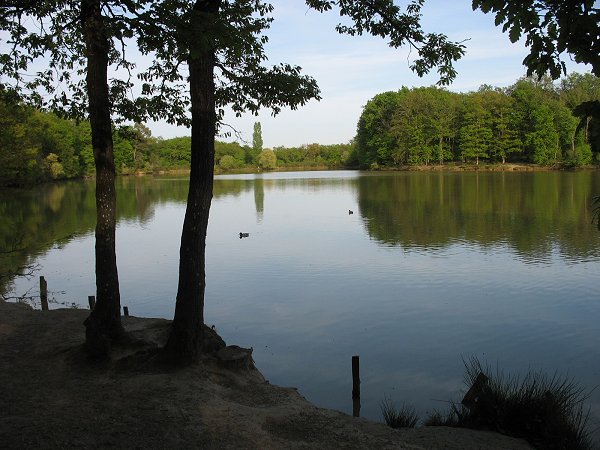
[2,163,598,189]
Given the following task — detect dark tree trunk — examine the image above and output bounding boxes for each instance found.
[163,0,220,364]
[81,0,123,357]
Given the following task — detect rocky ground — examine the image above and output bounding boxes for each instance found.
[0,300,533,449]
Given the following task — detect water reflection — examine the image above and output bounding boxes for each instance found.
[357,171,600,262]
[2,170,599,293]
[1,170,599,437]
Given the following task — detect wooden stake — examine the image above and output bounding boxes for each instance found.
[40,276,48,311]
[352,355,360,399]
[123,306,129,317]
[352,397,361,418]
[88,296,96,310]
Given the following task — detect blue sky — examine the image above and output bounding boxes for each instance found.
[149,1,592,147]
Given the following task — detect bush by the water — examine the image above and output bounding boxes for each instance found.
[427,357,594,450]
[384,357,595,449]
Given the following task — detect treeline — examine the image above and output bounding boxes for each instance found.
[0,95,353,186]
[0,97,253,186]
[355,73,600,168]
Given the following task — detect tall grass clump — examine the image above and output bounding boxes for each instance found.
[427,357,594,450]
[380,397,419,429]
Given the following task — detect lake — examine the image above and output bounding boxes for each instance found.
[2,170,600,432]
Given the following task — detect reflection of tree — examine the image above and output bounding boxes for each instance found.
[212,179,253,198]
[357,171,600,261]
[1,175,268,295]
[0,177,179,295]
[254,177,264,222]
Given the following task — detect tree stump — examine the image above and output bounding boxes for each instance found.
[216,345,254,371]
[462,372,489,408]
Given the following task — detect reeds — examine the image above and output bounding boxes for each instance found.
[425,357,595,450]
[381,357,595,449]
[380,397,419,428]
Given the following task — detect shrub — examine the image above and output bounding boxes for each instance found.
[258,149,276,170]
[427,357,594,450]
[219,154,238,171]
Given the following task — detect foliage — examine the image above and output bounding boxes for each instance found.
[380,398,419,428]
[429,357,594,450]
[0,96,356,184]
[472,0,600,79]
[275,142,353,168]
[257,149,277,170]
[0,95,94,185]
[355,73,600,168]
[252,121,263,162]
[218,154,238,170]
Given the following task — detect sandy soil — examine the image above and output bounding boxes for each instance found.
[0,300,532,449]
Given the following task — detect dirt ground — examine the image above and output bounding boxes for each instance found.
[0,299,533,449]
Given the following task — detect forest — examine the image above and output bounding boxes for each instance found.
[1,72,598,187]
[0,94,352,186]
[355,72,600,168]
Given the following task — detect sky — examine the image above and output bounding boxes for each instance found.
[6,1,591,148]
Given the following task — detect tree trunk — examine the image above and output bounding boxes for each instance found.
[81,0,123,357]
[163,0,220,364]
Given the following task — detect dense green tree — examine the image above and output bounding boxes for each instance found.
[0,94,97,185]
[218,154,238,170]
[215,141,246,168]
[559,73,600,160]
[510,80,559,164]
[252,121,263,163]
[472,0,600,167]
[459,95,492,165]
[258,149,277,170]
[425,88,460,165]
[356,75,597,168]
[356,90,406,167]
[476,87,521,163]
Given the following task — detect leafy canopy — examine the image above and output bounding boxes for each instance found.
[0,0,161,121]
[133,0,321,129]
[472,0,600,79]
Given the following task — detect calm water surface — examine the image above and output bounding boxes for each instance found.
[2,170,600,431]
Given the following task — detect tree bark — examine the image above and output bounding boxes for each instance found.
[81,0,123,357]
[163,0,221,364]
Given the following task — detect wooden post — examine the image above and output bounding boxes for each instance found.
[352,397,361,418]
[88,296,96,310]
[352,355,360,400]
[123,306,129,317]
[40,276,48,311]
